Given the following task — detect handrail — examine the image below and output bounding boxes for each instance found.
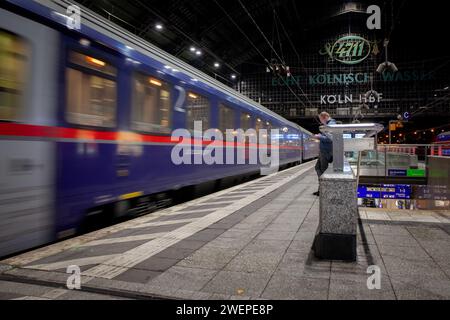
[379,144,450,147]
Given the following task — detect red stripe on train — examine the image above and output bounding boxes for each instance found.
[0,123,304,150]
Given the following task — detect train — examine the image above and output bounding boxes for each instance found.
[0,0,319,257]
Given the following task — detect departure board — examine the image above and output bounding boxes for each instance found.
[358,185,412,199]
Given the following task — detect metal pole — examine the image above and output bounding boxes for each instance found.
[389,120,393,145]
[333,130,344,172]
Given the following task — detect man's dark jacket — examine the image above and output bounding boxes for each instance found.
[318,118,336,157]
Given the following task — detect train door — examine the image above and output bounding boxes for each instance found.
[56,37,124,231]
[0,8,59,257]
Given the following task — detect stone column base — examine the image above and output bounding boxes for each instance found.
[313,233,357,262]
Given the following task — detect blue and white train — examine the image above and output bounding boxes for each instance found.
[0,0,319,257]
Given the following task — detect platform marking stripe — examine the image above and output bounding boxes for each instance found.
[82,162,316,279]
[128,218,199,229]
[166,208,218,216]
[80,233,168,247]
[193,201,234,206]
[26,254,118,271]
[2,162,313,267]
[12,296,50,300]
[41,289,69,300]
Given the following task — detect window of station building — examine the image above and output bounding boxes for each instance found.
[66,51,117,128]
[132,73,172,134]
[0,30,29,121]
[240,112,252,131]
[218,103,235,134]
[186,92,210,132]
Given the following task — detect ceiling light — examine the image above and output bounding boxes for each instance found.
[79,38,90,47]
[86,56,105,67]
[195,50,202,56]
[231,74,237,80]
[155,24,163,30]
[376,39,398,74]
[190,46,196,52]
[149,78,162,87]
[376,61,398,74]
[214,62,220,68]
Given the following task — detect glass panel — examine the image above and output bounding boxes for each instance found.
[240,112,252,131]
[186,93,210,132]
[66,67,116,127]
[255,118,264,135]
[0,30,29,121]
[132,73,172,134]
[218,103,234,133]
[68,51,116,76]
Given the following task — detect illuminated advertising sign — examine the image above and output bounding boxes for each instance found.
[271,71,435,87]
[319,35,377,65]
[320,93,383,105]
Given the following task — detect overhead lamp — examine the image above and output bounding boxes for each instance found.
[231,74,237,80]
[149,78,162,87]
[79,38,91,47]
[86,56,105,67]
[376,39,398,74]
[195,50,202,56]
[214,62,220,68]
[155,23,163,31]
[376,61,398,73]
[190,46,196,52]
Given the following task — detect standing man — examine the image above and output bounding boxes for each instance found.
[313,112,336,196]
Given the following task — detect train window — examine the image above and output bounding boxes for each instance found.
[255,118,264,134]
[0,30,29,121]
[66,51,117,128]
[240,112,252,131]
[132,73,172,134]
[69,51,117,76]
[218,104,234,134]
[265,121,272,144]
[186,92,210,132]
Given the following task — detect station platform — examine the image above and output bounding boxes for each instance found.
[1,161,450,300]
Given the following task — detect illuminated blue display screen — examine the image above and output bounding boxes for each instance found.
[358,185,412,199]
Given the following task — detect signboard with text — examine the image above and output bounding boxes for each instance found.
[358,185,412,199]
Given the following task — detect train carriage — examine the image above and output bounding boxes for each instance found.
[0,0,319,257]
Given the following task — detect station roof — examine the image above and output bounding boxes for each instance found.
[75,0,448,80]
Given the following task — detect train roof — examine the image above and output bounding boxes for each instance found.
[11,0,304,131]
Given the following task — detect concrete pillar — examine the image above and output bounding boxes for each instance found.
[313,166,358,261]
